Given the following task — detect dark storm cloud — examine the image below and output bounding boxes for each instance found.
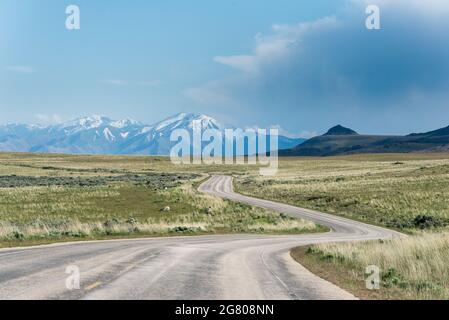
[187,0,449,135]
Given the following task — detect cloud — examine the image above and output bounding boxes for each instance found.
[101,79,128,86]
[101,80,163,87]
[35,114,64,125]
[213,16,340,75]
[213,55,258,73]
[186,0,449,134]
[5,65,36,73]
[267,125,318,139]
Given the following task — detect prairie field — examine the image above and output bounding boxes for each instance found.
[234,153,449,300]
[292,232,449,299]
[2,152,449,299]
[0,152,319,247]
[235,153,449,231]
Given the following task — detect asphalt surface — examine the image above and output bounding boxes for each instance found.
[0,175,402,300]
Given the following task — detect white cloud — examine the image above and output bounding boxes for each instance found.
[213,55,258,73]
[186,0,449,134]
[242,124,317,139]
[213,16,339,75]
[101,79,128,86]
[5,65,36,73]
[267,124,318,139]
[101,79,163,87]
[35,114,64,125]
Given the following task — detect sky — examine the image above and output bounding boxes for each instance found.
[1,0,449,137]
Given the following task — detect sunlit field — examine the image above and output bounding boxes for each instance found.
[292,232,449,300]
[236,153,449,231]
[3,151,449,299]
[232,153,449,300]
[0,152,319,247]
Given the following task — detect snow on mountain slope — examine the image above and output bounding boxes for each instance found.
[0,113,301,155]
[117,113,222,155]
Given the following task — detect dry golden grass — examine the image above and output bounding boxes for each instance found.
[305,233,449,299]
[0,152,321,246]
[0,152,260,177]
[0,182,320,244]
[236,154,449,231]
[233,153,449,300]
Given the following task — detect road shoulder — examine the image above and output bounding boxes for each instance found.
[290,246,408,300]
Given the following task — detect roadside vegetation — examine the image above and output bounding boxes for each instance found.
[234,153,449,300]
[4,152,449,300]
[292,232,449,300]
[0,153,321,247]
[235,153,449,232]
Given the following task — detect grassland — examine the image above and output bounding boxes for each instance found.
[0,152,320,247]
[292,232,449,299]
[234,153,449,300]
[235,153,449,231]
[3,151,449,299]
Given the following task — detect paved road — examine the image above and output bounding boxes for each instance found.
[0,175,402,300]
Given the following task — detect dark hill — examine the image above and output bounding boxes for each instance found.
[409,125,449,137]
[280,124,449,156]
[324,125,358,136]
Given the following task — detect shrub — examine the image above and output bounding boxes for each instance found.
[10,231,25,240]
[382,267,405,287]
[104,218,120,227]
[413,215,445,229]
[126,218,138,225]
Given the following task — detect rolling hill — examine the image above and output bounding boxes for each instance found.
[280,124,449,156]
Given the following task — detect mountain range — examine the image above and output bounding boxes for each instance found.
[2,113,448,157]
[0,113,305,156]
[280,124,449,156]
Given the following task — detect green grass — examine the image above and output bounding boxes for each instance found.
[235,153,449,232]
[3,152,449,299]
[290,246,407,300]
[0,152,322,247]
[231,153,449,300]
[292,232,449,300]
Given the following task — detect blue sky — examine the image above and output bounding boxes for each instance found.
[1,0,448,136]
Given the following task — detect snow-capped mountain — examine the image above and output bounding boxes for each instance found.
[117,113,223,155]
[0,113,304,155]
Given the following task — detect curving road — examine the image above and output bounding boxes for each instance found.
[0,175,402,300]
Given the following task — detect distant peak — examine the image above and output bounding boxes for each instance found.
[110,118,141,128]
[150,112,221,132]
[324,125,358,136]
[170,112,209,121]
[77,114,111,124]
